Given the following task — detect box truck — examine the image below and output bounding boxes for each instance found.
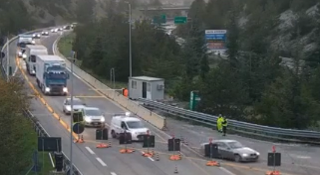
[35,55,69,95]
[17,34,35,48]
[25,45,48,75]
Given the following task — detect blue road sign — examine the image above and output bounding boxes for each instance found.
[205,30,227,52]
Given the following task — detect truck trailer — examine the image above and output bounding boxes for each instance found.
[25,45,48,75]
[35,55,69,96]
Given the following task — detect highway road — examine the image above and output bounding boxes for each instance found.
[9,28,315,175]
[10,30,263,175]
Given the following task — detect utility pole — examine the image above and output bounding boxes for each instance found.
[128,3,132,78]
[6,37,9,82]
[69,51,75,175]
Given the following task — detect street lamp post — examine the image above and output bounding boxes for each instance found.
[69,52,75,175]
[128,3,132,78]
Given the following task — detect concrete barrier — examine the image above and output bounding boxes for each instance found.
[53,34,166,130]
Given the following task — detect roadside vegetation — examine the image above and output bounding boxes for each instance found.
[0,77,53,174]
[61,0,320,130]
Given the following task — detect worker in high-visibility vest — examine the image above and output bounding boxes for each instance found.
[122,88,128,97]
[221,117,228,136]
[216,114,223,132]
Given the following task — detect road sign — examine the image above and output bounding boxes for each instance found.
[174,16,187,24]
[205,30,227,53]
[73,123,85,134]
[153,14,166,24]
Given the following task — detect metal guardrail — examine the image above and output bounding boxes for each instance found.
[138,98,320,144]
[1,31,82,175]
[23,110,82,175]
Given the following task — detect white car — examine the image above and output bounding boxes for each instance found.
[81,107,105,127]
[41,31,49,36]
[63,97,86,115]
[17,49,27,59]
[50,28,58,33]
[32,33,41,39]
[110,112,149,141]
[200,139,260,162]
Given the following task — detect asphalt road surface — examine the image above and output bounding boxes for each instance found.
[2,31,240,175]
[9,29,317,175]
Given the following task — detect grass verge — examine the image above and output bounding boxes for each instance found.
[23,119,54,175]
[57,33,128,89]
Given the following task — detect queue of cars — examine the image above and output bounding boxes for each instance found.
[62,97,150,141]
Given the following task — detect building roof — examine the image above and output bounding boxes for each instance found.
[130,76,164,82]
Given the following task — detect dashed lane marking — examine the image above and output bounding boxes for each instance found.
[96,158,107,167]
[85,147,95,155]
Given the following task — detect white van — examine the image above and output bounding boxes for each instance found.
[110,112,149,141]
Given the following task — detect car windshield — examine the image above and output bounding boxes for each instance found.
[228,141,243,149]
[126,121,144,129]
[67,99,83,105]
[85,109,102,116]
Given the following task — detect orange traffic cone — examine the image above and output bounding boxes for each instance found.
[96,143,109,148]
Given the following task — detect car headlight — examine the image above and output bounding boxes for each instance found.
[45,87,50,92]
[32,70,35,73]
[242,153,248,157]
[85,117,91,122]
[66,106,71,111]
[32,34,36,37]
[63,87,68,92]
[22,54,27,58]
[32,40,35,44]
[18,51,22,55]
[100,117,105,122]
[256,152,260,156]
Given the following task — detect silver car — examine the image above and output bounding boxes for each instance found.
[81,107,105,127]
[63,97,86,115]
[200,139,260,162]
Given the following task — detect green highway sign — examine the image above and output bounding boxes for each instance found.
[153,14,166,24]
[174,16,187,24]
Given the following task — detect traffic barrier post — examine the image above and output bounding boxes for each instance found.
[205,138,220,166]
[119,131,134,153]
[168,134,182,161]
[142,130,154,157]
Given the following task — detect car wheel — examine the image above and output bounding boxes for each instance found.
[234,155,241,162]
[111,130,116,138]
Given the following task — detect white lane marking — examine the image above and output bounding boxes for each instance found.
[96,157,107,166]
[140,151,155,161]
[289,154,311,159]
[110,172,117,175]
[85,146,95,155]
[220,167,236,175]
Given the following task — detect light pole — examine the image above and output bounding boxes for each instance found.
[128,2,132,78]
[69,51,75,175]
[6,37,9,82]
[110,68,115,89]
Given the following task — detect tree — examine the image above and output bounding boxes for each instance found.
[226,0,241,69]
[0,78,32,174]
[198,61,248,119]
[76,0,95,24]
